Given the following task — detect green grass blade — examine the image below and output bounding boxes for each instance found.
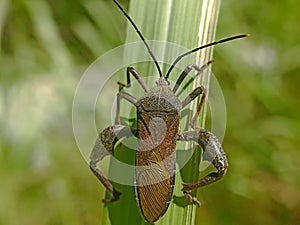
[102,0,221,224]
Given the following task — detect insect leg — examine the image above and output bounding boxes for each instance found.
[180,83,207,129]
[181,85,207,109]
[173,60,213,94]
[90,125,134,203]
[177,129,228,202]
[115,66,147,124]
[117,67,150,92]
[115,90,138,124]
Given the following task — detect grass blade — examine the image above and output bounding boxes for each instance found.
[102,0,221,224]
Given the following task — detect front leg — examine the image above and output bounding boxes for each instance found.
[90,125,133,202]
[177,129,228,199]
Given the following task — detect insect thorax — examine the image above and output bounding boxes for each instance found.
[136,85,182,113]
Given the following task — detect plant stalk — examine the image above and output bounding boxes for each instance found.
[102,0,221,224]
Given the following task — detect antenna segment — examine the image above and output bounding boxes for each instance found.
[112,0,249,80]
[112,0,163,77]
[165,34,250,79]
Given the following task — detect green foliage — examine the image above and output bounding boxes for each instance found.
[0,0,300,225]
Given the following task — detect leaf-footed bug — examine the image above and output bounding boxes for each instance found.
[89,0,249,223]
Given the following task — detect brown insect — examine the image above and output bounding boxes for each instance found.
[90,0,249,223]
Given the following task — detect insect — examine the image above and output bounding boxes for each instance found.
[90,0,248,223]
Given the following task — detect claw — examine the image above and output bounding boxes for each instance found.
[183,191,201,206]
[102,189,122,203]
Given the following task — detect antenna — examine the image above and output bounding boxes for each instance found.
[112,0,163,77]
[165,34,250,79]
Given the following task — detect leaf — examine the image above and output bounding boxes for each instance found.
[102,0,221,224]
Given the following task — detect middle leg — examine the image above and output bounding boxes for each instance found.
[181,85,207,129]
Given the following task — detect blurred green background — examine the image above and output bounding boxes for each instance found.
[1,0,299,225]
